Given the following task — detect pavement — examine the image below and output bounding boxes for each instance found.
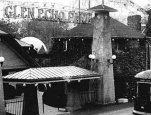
[70,102,134,115]
[5,95,134,115]
[43,102,134,115]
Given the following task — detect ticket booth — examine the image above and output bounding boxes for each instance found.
[3,66,100,115]
[133,70,151,114]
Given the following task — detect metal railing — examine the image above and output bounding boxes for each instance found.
[5,96,23,115]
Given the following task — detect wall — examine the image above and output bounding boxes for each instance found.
[0,41,28,70]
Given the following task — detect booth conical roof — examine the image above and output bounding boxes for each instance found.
[135,70,151,79]
[3,66,100,83]
[88,4,117,12]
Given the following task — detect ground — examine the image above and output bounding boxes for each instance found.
[5,96,134,115]
[43,102,134,115]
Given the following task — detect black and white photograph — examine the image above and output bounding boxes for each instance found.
[0,0,151,115]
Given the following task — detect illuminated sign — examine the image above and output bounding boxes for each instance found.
[4,5,92,23]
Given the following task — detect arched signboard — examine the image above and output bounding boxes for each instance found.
[3,2,92,24]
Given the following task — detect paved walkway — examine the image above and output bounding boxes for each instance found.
[70,102,134,115]
[5,95,134,115]
[42,102,134,115]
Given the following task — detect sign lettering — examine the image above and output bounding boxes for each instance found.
[4,5,92,23]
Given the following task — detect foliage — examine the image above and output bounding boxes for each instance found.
[0,19,70,52]
[113,47,146,100]
[71,55,91,70]
[0,19,18,35]
[144,10,151,37]
[113,48,146,79]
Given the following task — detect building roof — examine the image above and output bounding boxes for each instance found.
[0,30,8,35]
[88,4,117,12]
[21,37,48,53]
[15,39,32,47]
[69,17,144,38]
[110,17,144,38]
[0,31,40,68]
[3,66,100,83]
[135,70,151,79]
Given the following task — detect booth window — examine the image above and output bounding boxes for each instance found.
[138,83,150,102]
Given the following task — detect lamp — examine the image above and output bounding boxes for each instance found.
[89,54,116,69]
[89,54,96,59]
[107,55,116,65]
[0,57,5,66]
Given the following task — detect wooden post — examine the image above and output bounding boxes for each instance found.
[149,44,151,69]
[145,39,149,70]
[0,57,6,115]
[102,0,104,5]
[37,90,44,115]
[88,5,117,104]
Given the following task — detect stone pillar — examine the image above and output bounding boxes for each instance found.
[88,5,117,104]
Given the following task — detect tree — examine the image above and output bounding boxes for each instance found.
[0,19,70,51]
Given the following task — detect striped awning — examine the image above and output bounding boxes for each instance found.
[3,66,100,83]
[135,70,151,79]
